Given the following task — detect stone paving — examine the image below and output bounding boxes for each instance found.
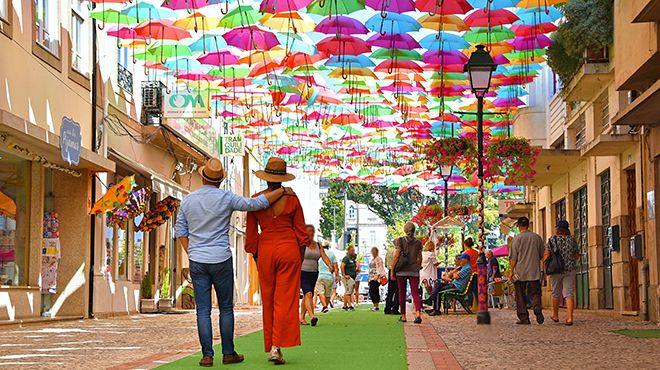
[0,307,262,370]
[424,308,660,370]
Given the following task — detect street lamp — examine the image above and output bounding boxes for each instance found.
[465,44,496,325]
[439,164,452,218]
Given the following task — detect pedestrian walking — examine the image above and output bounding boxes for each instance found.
[341,245,358,311]
[508,216,545,325]
[368,247,386,311]
[420,240,439,299]
[544,220,580,326]
[383,247,400,315]
[175,157,288,367]
[391,222,423,324]
[300,225,333,326]
[246,157,310,365]
[314,241,339,313]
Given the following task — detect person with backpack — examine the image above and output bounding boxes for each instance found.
[543,220,580,326]
[390,222,423,324]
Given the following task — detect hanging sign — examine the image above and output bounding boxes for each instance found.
[60,117,81,166]
[218,134,245,156]
[163,91,210,118]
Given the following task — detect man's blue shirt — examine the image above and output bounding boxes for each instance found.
[175,185,269,264]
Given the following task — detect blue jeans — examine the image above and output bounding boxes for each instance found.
[189,259,235,357]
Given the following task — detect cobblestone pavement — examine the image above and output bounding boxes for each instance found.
[0,307,262,370]
[426,308,660,370]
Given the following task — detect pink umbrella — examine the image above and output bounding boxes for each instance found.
[491,244,509,257]
[464,9,519,27]
[134,20,191,41]
[422,49,468,65]
[509,34,552,50]
[366,0,415,13]
[277,146,299,155]
[493,97,525,107]
[162,0,221,10]
[223,26,279,51]
[315,16,368,35]
[362,119,398,128]
[107,26,147,39]
[260,0,313,13]
[415,0,473,14]
[197,51,240,66]
[367,33,420,50]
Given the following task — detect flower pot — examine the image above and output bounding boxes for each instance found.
[159,298,173,312]
[140,299,157,313]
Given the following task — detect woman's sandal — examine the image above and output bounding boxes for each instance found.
[398,317,407,323]
[551,316,559,323]
[564,320,573,326]
[300,320,309,325]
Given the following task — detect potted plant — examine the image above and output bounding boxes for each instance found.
[159,270,173,311]
[484,137,539,183]
[423,137,476,172]
[140,273,157,313]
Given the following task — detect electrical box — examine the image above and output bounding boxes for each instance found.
[630,234,643,260]
[608,225,620,252]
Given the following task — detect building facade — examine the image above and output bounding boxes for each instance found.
[514,0,660,321]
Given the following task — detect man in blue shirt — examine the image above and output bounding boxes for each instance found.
[175,158,288,367]
[423,254,473,316]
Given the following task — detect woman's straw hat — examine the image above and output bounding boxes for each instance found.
[255,157,295,182]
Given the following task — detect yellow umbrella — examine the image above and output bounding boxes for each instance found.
[260,11,316,33]
[89,175,136,215]
[517,0,567,7]
[239,47,287,64]
[418,14,470,32]
[468,42,513,56]
[328,68,376,79]
[174,12,221,31]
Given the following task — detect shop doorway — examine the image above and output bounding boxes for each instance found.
[600,170,613,309]
[626,169,640,311]
[573,187,589,309]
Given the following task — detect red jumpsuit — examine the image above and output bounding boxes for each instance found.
[246,193,309,352]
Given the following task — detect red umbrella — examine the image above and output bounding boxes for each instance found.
[317,35,371,56]
[197,51,240,66]
[375,60,423,73]
[284,52,327,69]
[260,0,314,13]
[107,26,147,40]
[464,9,519,27]
[511,22,557,36]
[223,26,279,51]
[415,0,472,15]
[134,20,191,41]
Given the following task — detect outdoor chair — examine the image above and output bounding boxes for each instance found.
[488,280,506,309]
[436,274,475,315]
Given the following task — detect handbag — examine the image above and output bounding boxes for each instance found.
[545,237,564,275]
[393,237,409,274]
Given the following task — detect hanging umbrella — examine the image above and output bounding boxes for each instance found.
[325,55,375,68]
[260,0,314,13]
[173,12,221,31]
[509,34,552,50]
[415,0,473,15]
[198,50,240,66]
[468,0,518,9]
[422,50,468,65]
[464,8,519,27]
[419,32,470,50]
[510,22,557,36]
[91,9,140,25]
[317,35,371,56]
[134,20,192,41]
[89,176,137,215]
[365,12,421,33]
[138,196,181,232]
[187,33,228,52]
[218,5,261,28]
[315,15,368,35]
[222,26,279,50]
[516,0,567,8]
[307,0,366,16]
[122,3,177,20]
[162,0,224,9]
[374,60,422,72]
[367,33,420,50]
[418,14,469,32]
[370,48,422,60]
[261,11,316,33]
[366,0,415,13]
[463,27,515,43]
[516,6,563,23]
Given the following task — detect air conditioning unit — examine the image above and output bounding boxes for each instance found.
[140,81,164,126]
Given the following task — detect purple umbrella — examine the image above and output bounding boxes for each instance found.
[198,51,240,66]
[223,26,279,51]
[493,97,525,107]
[366,0,415,13]
[162,0,223,10]
[422,50,468,65]
[367,33,420,50]
[493,55,510,65]
[315,16,368,35]
[509,34,552,50]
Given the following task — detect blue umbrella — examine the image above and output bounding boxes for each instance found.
[516,6,563,23]
[325,55,375,68]
[187,33,228,52]
[163,57,204,71]
[468,0,518,9]
[276,33,317,55]
[121,3,177,20]
[365,12,421,34]
[419,32,470,50]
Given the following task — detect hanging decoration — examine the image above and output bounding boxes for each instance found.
[0,133,82,178]
[138,196,181,232]
[90,175,137,215]
[483,136,539,183]
[411,204,444,227]
[106,187,152,226]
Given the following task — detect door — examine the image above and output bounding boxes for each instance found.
[600,170,613,309]
[626,170,640,311]
[554,198,566,226]
[573,187,589,309]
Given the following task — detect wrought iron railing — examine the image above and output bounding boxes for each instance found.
[117,63,133,94]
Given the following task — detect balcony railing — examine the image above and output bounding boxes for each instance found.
[117,63,133,94]
[548,94,566,147]
[575,125,587,149]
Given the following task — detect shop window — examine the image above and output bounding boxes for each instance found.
[133,214,144,282]
[103,223,114,279]
[35,0,59,56]
[117,224,128,279]
[70,0,87,74]
[0,152,30,286]
[0,0,7,21]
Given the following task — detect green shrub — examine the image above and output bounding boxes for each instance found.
[140,273,152,299]
[160,270,170,298]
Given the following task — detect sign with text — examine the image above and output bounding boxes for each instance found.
[60,117,81,166]
[218,134,245,156]
[498,199,520,215]
[163,91,210,118]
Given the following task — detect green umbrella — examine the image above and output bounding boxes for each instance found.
[504,49,546,60]
[370,48,422,61]
[359,105,394,115]
[133,52,162,62]
[208,67,251,78]
[307,0,366,16]
[463,27,514,43]
[218,5,260,28]
[148,44,193,59]
[336,125,364,136]
[429,72,467,81]
[90,9,140,25]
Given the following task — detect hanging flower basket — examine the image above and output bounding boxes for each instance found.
[411,204,444,227]
[423,137,476,170]
[484,137,539,183]
[447,204,475,217]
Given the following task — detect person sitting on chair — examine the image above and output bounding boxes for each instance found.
[423,254,472,316]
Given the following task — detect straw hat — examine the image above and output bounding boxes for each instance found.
[255,157,295,182]
[199,158,226,183]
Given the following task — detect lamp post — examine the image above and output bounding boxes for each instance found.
[440,164,452,267]
[464,44,496,325]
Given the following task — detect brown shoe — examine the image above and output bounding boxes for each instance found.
[223,352,245,364]
[199,356,213,367]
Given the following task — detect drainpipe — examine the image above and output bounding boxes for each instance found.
[639,125,649,321]
[88,15,98,319]
[642,260,649,321]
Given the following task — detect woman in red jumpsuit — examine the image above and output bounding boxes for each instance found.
[246,157,310,365]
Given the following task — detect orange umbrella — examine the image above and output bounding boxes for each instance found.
[89,175,136,215]
[0,191,16,216]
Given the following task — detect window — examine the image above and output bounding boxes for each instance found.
[0,0,8,22]
[0,152,30,286]
[133,214,144,282]
[70,0,87,73]
[35,0,59,56]
[117,225,128,279]
[103,223,114,279]
[348,205,356,220]
[369,230,376,245]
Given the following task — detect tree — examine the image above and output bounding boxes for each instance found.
[319,189,344,242]
[331,180,429,226]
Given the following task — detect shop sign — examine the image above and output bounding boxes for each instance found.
[163,91,210,118]
[60,117,81,166]
[219,134,245,156]
[498,199,519,215]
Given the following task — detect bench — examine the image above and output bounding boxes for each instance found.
[437,273,475,315]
